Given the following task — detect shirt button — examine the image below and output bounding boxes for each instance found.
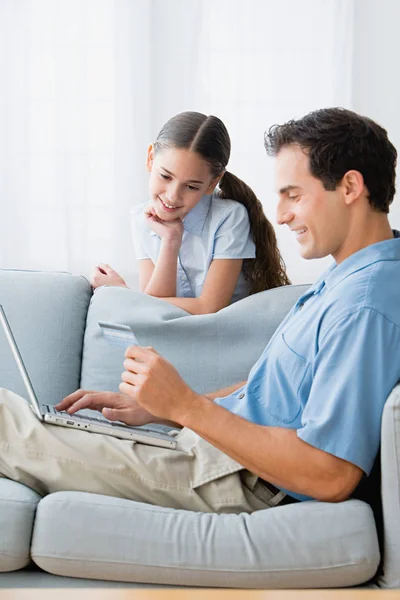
[238,393,245,399]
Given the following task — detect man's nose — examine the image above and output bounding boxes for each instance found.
[276,201,294,226]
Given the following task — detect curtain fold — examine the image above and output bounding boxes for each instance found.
[0,0,354,285]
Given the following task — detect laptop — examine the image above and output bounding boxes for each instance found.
[0,305,177,450]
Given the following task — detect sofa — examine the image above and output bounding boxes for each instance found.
[0,269,399,588]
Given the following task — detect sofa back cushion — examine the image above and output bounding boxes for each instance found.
[378,383,400,588]
[0,270,92,406]
[80,284,308,394]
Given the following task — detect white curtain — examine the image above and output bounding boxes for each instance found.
[0,0,354,286]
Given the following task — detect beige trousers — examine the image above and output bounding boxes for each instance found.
[0,389,285,513]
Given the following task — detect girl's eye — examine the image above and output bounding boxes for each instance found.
[160,173,171,180]
[187,185,200,191]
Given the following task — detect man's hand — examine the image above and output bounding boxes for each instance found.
[55,390,156,426]
[91,264,128,289]
[120,346,203,425]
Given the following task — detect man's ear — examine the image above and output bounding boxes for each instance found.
[146,144,154,172]
[342,170,365,205]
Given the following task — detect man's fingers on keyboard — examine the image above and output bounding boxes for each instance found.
[66,393,104,414]
[55,389,93,411]
[66,391,122,414]
[102,407,121,421]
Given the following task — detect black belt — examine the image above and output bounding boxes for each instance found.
[260,480,299,506]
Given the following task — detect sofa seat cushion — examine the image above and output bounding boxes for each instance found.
[0,479,41,572]
[31,491,380,588]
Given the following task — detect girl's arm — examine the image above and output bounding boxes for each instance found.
[138,260,156,292]
[160,258,243,315]
[138,237,181,297]
[137,207,184,297]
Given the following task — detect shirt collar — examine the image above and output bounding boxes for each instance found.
[317,229,400,292]
[182,194,212,236]
[294,230,400,310]
[149,194,212,238]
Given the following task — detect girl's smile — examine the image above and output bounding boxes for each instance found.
[158,196,183,212]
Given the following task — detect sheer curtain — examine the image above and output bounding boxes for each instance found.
[0,0,354,286]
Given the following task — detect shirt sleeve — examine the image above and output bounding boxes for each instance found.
[297,308,400,475]
[212,202,256,260]
[130,203,151,260]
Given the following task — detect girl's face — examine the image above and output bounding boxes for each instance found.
[146,146,220,221]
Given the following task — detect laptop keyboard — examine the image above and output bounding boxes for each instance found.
[41,405,174,437]
[43,404,110,424]
[42,404,135,429]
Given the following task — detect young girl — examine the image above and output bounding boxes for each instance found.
[91,111,290,314]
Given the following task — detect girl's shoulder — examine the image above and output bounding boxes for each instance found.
[130,201,149,219]
[130,201,150,240]
[130,201,150,229]
[209,192,249,221]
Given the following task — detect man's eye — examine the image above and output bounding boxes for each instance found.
[289,195,300,201]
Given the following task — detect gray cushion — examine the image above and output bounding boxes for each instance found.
[378,383,400,588]
[80,284,309,394]
[0,479,41,572]
[31,491,379,587]
[0,270,92,406]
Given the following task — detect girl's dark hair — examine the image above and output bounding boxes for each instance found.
[154,111,290,293]
[264,107,397,213]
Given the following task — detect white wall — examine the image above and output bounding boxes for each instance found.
[352,0,400,231]
[191,0,354,286]
[268,0,400,285]
[1,1,397,286]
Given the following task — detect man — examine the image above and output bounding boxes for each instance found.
[1,107,400,512]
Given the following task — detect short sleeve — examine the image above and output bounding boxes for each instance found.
[130,203,151,260]
[297,308,400,474]
[212,202,256,259]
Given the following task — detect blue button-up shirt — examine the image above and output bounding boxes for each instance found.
[131,193,256,303]
[216,232,400,500]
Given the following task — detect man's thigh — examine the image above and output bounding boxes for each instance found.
[0,389,266,513]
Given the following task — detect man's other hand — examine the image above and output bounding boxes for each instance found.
[55,390,156,426]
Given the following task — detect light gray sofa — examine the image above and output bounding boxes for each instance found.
[0,269,399,588]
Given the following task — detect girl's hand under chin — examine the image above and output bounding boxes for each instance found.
[144,204,184,243]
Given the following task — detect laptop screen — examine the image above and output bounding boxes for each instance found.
[0,305,43,420]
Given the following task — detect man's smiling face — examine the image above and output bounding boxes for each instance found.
[274,144,350,262]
